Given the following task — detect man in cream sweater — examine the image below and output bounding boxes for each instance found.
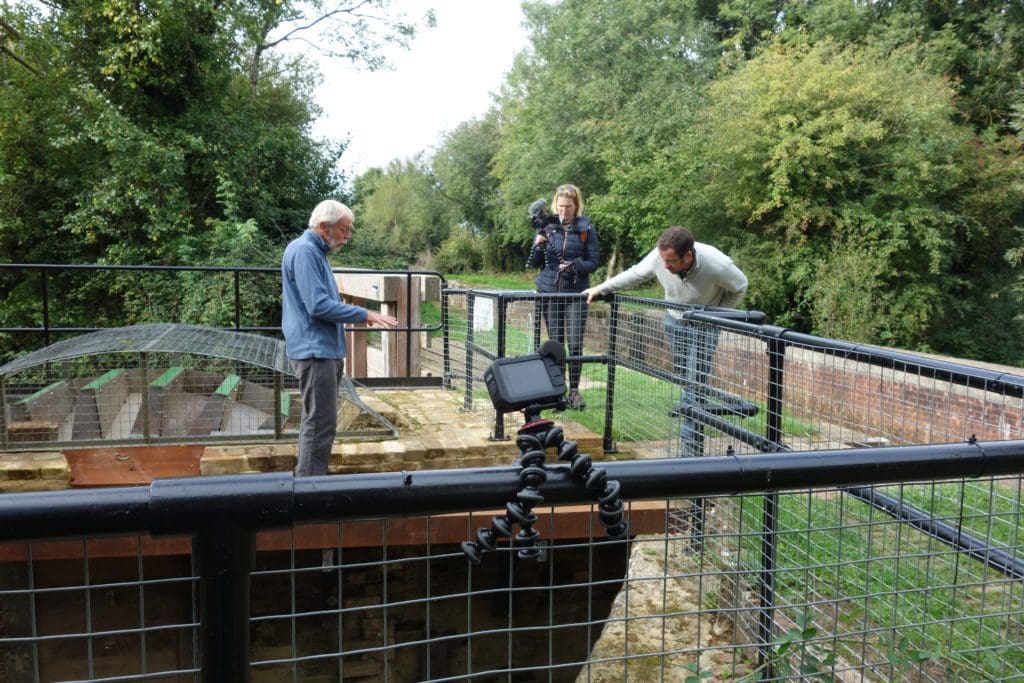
[582,226,747,456]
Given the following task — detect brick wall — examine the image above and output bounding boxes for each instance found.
[715,342,1024,446]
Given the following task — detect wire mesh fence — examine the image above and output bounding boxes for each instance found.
[0,535,199,682]
[2,471,1023,681]
[442,288,1024,457]
[0,325,301,450]
[2,284,1024,681]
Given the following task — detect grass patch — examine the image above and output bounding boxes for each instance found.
[446,272,535,290]
[722,490,1024,680]
[446,271,663,300]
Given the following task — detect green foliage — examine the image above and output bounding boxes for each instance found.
[683,662,714,683]
[444,272,535,290]
[0,0,429,340]
[492,0,717,265]
[674,41,1024,353]
[355,158,454,263]
[6,0,1024,366]
[432,112,502,237]
[879,632,940,679]
[445,0,1024,363]
[435,227,487,274]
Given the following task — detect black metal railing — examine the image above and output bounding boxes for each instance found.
[4,271,1024,681]
[0,263,446,383]
[2,441,1023,681]
[440,286,1024,677]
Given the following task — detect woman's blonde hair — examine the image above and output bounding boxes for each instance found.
[551,183,584,218]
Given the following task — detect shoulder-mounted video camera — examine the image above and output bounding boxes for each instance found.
[528,198,560,234]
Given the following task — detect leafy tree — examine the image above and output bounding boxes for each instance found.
[431,111,521,270]
[716,0,1024,133]
[491,0,719,272]
[355,158,454,263]
[675,41,1024,357]
[432,112,500,234]
[0,0,430,348]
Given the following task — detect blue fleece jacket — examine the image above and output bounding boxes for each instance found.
[281,230,368,360]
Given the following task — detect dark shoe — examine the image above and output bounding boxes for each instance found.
[669,402,685,418]
[568,390,586,410]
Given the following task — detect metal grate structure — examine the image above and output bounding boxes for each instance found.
[2,283,1024,681]
[2,445,1024,682]
[0,324,396,450]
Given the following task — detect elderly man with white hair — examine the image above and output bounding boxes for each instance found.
[282,199,398,476]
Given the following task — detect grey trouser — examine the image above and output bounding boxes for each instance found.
[540,296,589,391]
[292,358,341,476]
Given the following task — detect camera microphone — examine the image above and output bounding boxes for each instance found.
[538,339,566,367]
[528,198,548,217]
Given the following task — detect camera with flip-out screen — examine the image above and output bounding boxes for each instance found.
[528,198,559,234]
[483,344,566,416]
[461,341,628,565]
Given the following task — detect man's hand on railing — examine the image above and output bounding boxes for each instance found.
[582,286,605,304]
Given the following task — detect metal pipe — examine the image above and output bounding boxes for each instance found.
[41,269,50,348]
[758,335,787,678]
[196,521,253,683]
[405,273,413,377]
[233,271,241,331]
[493,294,508,440]
[442,288,451,390]
[463,292,475,411]
[844,485,1024,580]
[1,441,1022,540]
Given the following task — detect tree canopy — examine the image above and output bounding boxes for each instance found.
[0,0,430,348]
[5,0,1024,364]
[351,0,1024,363]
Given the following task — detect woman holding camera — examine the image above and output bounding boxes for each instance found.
[528,183,600,410]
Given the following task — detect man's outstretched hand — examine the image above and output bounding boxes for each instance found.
[367,311,399,328]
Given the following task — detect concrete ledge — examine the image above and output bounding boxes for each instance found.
[0,452,71,492]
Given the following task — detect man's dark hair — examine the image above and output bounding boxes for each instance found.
[657,226,695,256]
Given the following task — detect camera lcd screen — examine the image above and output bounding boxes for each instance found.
[484,351,566,413]
[500,356,555,401]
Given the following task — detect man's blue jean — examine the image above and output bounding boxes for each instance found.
[665,313,719,457]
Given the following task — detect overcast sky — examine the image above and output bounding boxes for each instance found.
[311,0,530,179]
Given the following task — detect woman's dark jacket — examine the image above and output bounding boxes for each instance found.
[529,216,600,293]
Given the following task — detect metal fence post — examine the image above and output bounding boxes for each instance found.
[273,371,282,440]
[233,271,241,331]
[602,297,619,453]
[758,334,786,679]
[532,295,543,350]
[41,268,51,348]
[0,377,7,451]
[463,293,475,411]
[492,294,508,440]
[140,353,151,442]
[442,290,452,390]
[195,521,255,683]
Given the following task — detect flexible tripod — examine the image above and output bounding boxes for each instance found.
[461,405,629,564]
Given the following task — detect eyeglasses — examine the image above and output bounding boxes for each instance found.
[556,185,578,196]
